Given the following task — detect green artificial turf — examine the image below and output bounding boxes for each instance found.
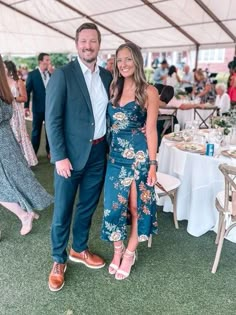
[0,123,236,315]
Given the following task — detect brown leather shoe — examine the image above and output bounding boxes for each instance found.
[48,262,67,292]
[69,249,105,269]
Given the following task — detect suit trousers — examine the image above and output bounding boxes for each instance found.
[32,112,50,154]
[51,139,107,263]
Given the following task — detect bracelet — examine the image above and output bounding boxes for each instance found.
[149,160,158,166]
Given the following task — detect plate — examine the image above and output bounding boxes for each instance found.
[176,143,205,153]
[221,150,236,159]
[165,133,184,142]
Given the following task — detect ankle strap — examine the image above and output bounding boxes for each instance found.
[125,249,135,256]
[114,243,124,249]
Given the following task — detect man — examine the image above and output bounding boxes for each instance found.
[181,64,193,90]
[153,59,169,85]
[25,53,51,158]
[46,23,112,292]
[105,56,114,74]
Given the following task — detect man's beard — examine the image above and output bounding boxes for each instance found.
[83,57,96,63]
[81,50,96,63]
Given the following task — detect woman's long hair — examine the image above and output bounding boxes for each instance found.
[111,42,147,108]
[168,65,177,77]
[4,60,19,81]
[0,55,14,104]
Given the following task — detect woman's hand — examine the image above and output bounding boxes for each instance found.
[147,166,157,186]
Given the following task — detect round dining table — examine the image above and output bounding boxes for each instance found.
[158,134,236,242]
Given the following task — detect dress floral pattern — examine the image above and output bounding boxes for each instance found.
[101,101,158,242]
[10,83,38,166]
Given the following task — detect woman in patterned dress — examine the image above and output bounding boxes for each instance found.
[101,42,159,280]
[0,55,53,236]
[4,61,38,167]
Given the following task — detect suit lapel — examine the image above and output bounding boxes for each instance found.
[36,68,45,89]
[72,59,93,113]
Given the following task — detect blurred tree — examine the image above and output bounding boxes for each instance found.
[50,53,69,68]
[7,53,69,71]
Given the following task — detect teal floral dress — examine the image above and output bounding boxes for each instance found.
[101,101,158,242]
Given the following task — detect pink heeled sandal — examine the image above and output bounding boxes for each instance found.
[115,249,137,280]
[108,243,126,275]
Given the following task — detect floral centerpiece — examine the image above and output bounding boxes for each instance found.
[211,116,231,135]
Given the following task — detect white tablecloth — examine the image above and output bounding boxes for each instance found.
[159,99,216,129]
[158,137,236,242]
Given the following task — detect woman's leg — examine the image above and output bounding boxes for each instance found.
[115,181,138,279]
[0,201,34,235]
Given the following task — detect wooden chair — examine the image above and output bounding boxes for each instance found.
[148,172,181,247]
[211,163,236,273]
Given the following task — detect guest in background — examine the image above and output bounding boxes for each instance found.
[4,60,38,166]
[166,65,180,91]
[48,62,55,75]
[25,53,51,159]
[153,59,169,85]
[105,57,115,75]
[193,68,211,103]
[0,54,53,237]
[228,60,236,107]
[181,64,193,90]
[215,83,231,116]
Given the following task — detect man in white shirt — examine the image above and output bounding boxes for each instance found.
[46,23,112,292]
[181,64,193,90]
[153,59,169,84]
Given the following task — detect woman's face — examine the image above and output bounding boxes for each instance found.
[116,48,135,78]
[216,87,224,96]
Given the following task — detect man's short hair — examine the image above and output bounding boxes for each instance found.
[75,23,101,44]
[38,53,49,62]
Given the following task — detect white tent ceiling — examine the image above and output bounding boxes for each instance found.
[0,0,236,55]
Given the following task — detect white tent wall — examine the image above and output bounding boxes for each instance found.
[0,0,236,57]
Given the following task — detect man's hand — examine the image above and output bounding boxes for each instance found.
[55,158,73,178]
[25,108,30,117]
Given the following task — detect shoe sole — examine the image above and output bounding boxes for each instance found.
[48,265,67,292]
[68,255,105,269]
[48,281,65,292]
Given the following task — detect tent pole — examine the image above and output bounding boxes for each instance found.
[195,44,200,69]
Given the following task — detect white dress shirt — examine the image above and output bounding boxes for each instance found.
[77,56,108,140]
[38,68,50,87]
[215,93,230,115]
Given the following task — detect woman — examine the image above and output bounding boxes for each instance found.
[215,82,230,116]
[166,65,180,91]
[101,42,159,280]
[228,67,236,107]
[4,60,38,166]
[193,69,212,103]
[0,54,53,236]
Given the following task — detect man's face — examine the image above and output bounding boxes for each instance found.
[106,58,114,73]
[76,29,100,65]
[184,65,189,73]
[39,56,50,71]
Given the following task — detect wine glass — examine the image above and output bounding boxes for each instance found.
[215,129,224,146]
[182,130,190,142]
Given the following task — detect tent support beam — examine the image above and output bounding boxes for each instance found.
[56,0,129,43]
[0,1,74,40]
[141,0,199,46]
[194,0,236,42]
[195,44,200,69]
